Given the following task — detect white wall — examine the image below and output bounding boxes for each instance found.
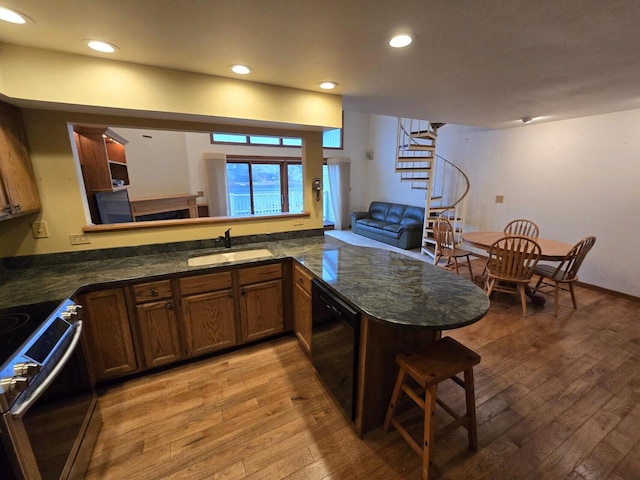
[435,109,640,297]
[110,127,190,199]
[353,114,428,211]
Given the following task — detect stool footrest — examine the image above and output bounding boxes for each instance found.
[436,397,461,420]
[391,418,423,457]
[402,384,426,410]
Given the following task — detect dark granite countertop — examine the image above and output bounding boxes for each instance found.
[0,235,489,330]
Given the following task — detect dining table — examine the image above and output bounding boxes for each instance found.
[461,231,573,261]
[461,231,574,304]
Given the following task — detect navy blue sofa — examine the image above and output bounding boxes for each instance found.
[351,201,425,250]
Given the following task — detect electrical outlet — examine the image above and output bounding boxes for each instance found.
[69,234,91,245]
[197,190,204,197]
[495,195,504,204]
[293,218,304,226]
[31,221,49,238]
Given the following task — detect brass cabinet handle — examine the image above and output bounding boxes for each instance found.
[165,301,174,310]
[150,288,158,297]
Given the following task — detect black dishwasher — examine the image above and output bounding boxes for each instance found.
[311,279,361,420]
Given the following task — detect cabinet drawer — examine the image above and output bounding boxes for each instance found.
[238,263,282,285]
[179,271,233,295]
[133,280,173,303]
[293,263,313,294]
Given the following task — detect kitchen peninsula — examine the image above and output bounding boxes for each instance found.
[0,234,489,434]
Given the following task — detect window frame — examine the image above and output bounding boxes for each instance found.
[211,114,344,150]
[226,155,302,215]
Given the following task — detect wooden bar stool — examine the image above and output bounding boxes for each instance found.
[383,336,481,480]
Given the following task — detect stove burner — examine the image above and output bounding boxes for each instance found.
[0,313,30,336]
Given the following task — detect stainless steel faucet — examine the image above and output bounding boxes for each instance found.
[215,228,232,248]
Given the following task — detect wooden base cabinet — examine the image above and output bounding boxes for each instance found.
[238,264,284,342]
[292,263,313,356]
[179,272,237,356]
[78,260,289,384]
[79,288,138,382]
[132,280,183,369]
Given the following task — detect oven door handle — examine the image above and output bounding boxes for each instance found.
[11,320,84,419]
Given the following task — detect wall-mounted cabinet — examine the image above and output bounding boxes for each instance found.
[73,126,129,222]
[0,101,41,221]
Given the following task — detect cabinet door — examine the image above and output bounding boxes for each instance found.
[240,279,284,342]
[0,181,9,221]
[79,288,138,381]
[293,283,312,356]
[181,290,236,357]
[293,263,313,355]
[0,102,40,219]
[135,300,183,369]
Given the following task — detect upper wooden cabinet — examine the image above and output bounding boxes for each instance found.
[0,101,41,221]
[73,126,129,223]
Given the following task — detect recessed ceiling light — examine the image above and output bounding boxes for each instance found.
[230,64,252,75]
[319,81,338,90]
[389,34,413,48]
[86,40,117,53]
[0,7,30,24]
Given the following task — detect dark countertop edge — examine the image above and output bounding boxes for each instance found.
[0,229,324,269]
[0,234,490,331]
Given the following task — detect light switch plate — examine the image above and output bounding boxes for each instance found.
[31,221,49,238]
[495,195,504,204]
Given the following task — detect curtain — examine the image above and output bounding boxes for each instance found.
[202,153,229,217]
[326,157,351,230]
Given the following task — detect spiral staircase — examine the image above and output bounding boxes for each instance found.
[396,118,470,257]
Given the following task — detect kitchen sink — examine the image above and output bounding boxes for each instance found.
[187,248,274,267]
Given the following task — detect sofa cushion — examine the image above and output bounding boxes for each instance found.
[357,222,400,238]
[381,224,406,233]
[357,218,390,229]
[369,201,391,221]
[386,204,406,223]
[401,206,425,225]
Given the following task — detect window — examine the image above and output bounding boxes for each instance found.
[226,157,302,216]
[211,126,343,149]
[322,164,335,226]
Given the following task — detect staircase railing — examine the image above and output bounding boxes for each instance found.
[427,154,470,247]
[395,118,470,255]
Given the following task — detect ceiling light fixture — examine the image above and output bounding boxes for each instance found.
[318,81,338,90]
[229,64,252,75]
[389,34,413,48]
[86,40,117,53]
[0,7,30,24]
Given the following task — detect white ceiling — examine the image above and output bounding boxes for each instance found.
[2,0,640,129]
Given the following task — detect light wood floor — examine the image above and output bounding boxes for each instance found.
[85,265,640,479]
